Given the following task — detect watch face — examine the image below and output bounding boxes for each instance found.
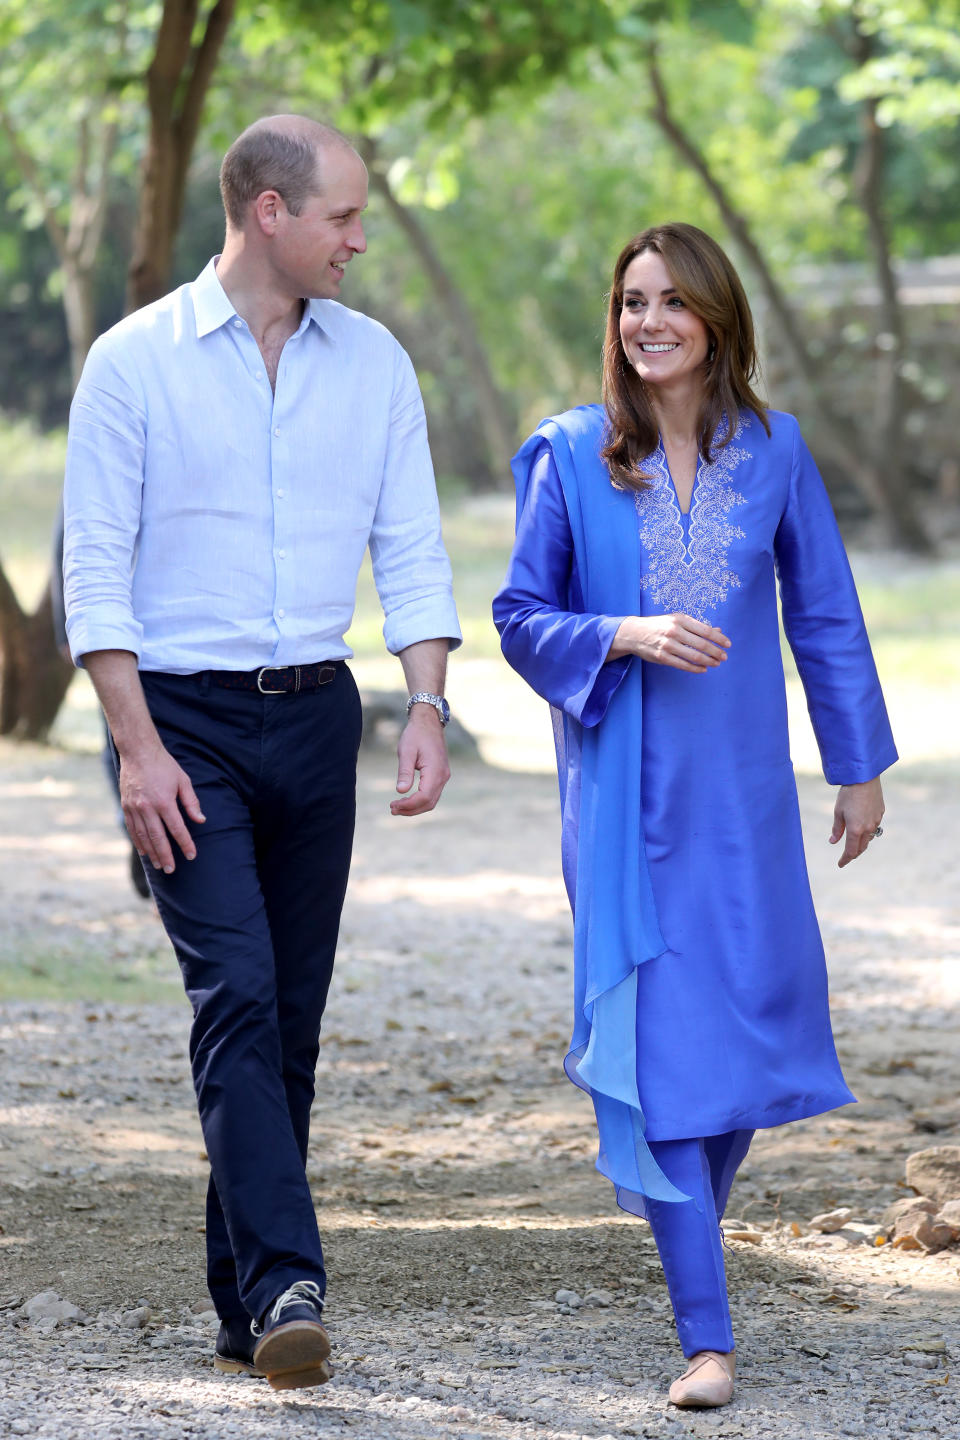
[438,698,451,725]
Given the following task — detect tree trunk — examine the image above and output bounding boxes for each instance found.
[0,101,119,736]
[849,20,930,552]
[61,259,98,390]
[0,3,235,744]
[125,0,236,313]
[0,568,74,741]
[358,137,517,486]
[645,49,931,552]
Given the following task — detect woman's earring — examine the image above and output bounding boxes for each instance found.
[708,340,717,362]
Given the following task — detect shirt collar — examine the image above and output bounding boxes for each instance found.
[191,258,335,342]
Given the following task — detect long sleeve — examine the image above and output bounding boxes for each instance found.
[493,446,629,726]
[774,422,897,784]
[50,499,67,652]
[62,335,147,665]
[369,345,461,654]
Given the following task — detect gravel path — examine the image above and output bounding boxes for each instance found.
[0,732,957,1439]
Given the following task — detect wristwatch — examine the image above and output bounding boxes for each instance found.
[406,691,450,727]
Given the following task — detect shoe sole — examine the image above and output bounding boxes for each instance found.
[253,1320,332,1391]
[214,1353,265,1378]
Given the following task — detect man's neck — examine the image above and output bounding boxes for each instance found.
[215,245,303,348]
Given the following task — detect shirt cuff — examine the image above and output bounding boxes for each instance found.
[383,597,463,655]
[66,611,144,668]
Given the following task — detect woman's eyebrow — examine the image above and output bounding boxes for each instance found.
[623,286,678,297]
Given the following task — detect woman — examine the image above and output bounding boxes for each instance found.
[492,224,896,1409]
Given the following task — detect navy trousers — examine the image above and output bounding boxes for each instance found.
[137,667,362,1324]
[645,1130,754,1357]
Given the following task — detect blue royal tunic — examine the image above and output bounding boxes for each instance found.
[493,404,897,1213]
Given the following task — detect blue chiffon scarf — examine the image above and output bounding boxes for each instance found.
[511,405,689,1207]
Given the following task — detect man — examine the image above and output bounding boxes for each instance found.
[63,116,460,1391]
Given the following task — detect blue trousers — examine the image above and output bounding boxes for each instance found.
[137,668,362,1324]
[645,1130,754,1357]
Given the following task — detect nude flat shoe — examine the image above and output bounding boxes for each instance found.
[668,1349,735,1408]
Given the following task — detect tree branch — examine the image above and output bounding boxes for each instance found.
[359,135,516,481]
[177,0,236,168]
[0,107,70,264]
[645,46,930,548]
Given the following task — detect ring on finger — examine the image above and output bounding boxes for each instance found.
[873,824,883,839]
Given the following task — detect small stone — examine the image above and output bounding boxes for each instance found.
[808,1206,854,1232]
[22,1291,84,1327]
[120,1306,151,1329]
[839,1222,886,1245]
[10,1421,30,1436]
[883,1196,937,1230]
[554,1288,582,1307]
[934,1199,960,1237]
[905,1147,960,1206]
[893,1210,955,1253]
[583,1289,614,1307]
[892,1209,955,1255]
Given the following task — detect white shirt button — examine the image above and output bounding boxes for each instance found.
[273,426,281,436]
[233,318,243,328]
[254,371,263,381]
[278,549,286,559]
[276,488,285,498]
[277,608,286,619]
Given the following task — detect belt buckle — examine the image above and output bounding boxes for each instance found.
[257,666,290,694]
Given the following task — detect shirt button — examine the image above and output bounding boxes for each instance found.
[278,549,286,559]
[254,371,263,381]
[276,488,285,498]
[233,318,243,328]
[273,426,281,436]
[278,608,286,619]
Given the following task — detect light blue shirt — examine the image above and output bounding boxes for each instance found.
[63,258,461,672]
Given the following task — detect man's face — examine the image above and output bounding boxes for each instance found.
[271,146,368,299]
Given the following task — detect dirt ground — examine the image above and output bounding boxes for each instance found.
[0,721,958,1439]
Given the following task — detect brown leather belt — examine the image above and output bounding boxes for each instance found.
[208,662,342,695]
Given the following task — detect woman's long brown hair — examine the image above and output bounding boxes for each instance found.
[600,223,770,491]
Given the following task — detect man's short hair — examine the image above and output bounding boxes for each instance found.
[219,123,347,229]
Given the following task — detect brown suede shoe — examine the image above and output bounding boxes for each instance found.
[668,1350,735,1408]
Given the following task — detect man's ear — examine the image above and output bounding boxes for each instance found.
[253,189,283,236]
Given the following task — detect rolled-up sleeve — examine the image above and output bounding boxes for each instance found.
[63,337,146,665]
[369,345,461,654]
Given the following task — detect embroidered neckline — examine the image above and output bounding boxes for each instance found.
[634,416,750,621]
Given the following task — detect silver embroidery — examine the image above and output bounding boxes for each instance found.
[634,418,750,620]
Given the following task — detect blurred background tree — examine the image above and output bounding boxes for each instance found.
[1,0,958,737]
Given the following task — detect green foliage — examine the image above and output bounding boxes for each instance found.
[248,0,621,132]
[1,0,958,488]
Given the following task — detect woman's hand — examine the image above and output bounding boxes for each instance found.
[608,613,731,672]
[830,777,885,868]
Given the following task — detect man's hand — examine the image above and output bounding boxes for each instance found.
[830,777,884,869]
[608,613,730,672]
[83,650,206,874]
[391,707,450,817]
[120,738,206,873]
